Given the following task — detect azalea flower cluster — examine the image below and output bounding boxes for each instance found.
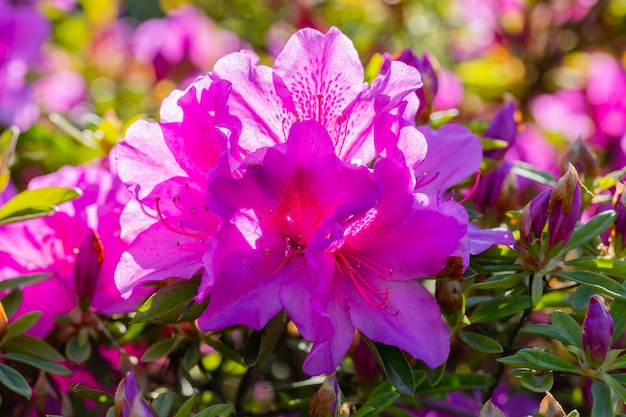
[113,27,482,375]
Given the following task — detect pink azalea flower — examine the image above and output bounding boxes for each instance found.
[0,162,145,337]
[202,120,468,375]
[113,77,238,297]
[211,26,424,164]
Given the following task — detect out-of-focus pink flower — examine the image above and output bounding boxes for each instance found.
[587,53,626,143]
[0,0,50,129]
[432,69,464,112]
[530,89,593,142]
[34,70,86,114]
[0,162,147,337]
[133,5,246,81]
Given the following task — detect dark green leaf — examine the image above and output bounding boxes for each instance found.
[519,323,577,347]
[202,336,246,365]
[531,273,544,307]
[353,392,400,417]
[0,187,82,225]
[244,311,286,367]
[0,352,71,375]
[512,161,557,187]
[498,355,533,368]
[0,363,31,398]
[2,335,65,361]
[65,331,91,364]
[613,299,626,345]
[182,341,201,371]
[132,278,200,324]
[5,311,42,340]
[426,363,445,387]
[152,391,174,417]
[415,373,494,395]
[457,331,503,353]
[553,270,626,301]
[565,257,626,280]
[516,348,579,373]
[601,373,626,403]
[193,404,234,417]
[141,336,184,362]
[468,295,532,324]
[1,289,22,318]
[519,370,554,393]
[561,210,617,254]
[173,394,197,417]
[591,379,614,417]
[470,273,527,290]
[0,274,51,293]
[368,341,415,396]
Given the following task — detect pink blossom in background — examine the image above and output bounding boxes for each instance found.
[34,70,86,114]
[133,5,247,82]
[530,89,593,143]
[432,69,464,112]
[0,162,147,337]
[0,0,50,129]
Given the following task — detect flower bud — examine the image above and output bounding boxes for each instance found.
[483,103,517,160]
[0,301,8,342]
[73,229,104,307]
[394,49,438,123]
[582,294,614,368]
[114,370,140,417]
[562,138,600,179]
[612,184,626,255]
[518,189,550,250]
[547,164,581,252]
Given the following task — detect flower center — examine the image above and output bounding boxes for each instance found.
[333,251,392,309]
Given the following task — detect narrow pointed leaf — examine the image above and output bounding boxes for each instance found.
[0,187,82,225]
[364,338,415,396]
[193,404,234,417]
[561,210,617,254]
[0,352,71,375]
[0,363,31,398]
[553,271,626,301]
[457,331,503,353]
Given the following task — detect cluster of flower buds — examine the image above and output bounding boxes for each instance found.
[517,164,582,271]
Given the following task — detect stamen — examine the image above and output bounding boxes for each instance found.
[333,253,392,309]
[459,170,482,204]
[154,197,213,239]
[415,170,441,189]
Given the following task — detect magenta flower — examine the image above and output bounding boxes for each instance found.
[211,26,423,164]
[113,77,238,297]
[201,120,468,375]
[0,162,146,337]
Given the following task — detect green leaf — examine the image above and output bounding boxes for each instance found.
[0,352,71,376]
[0,126,19,193]
[457,331,503,353]
[612,299,626,345]
[182,340,201,371]
[366,341,415,396]
[1,289,22,318]
[0,363,31,398]
[0,187,82,225]
[470,273,527,290]
[244,311,286,367]
[132,278,200,324]
[0,274,51,293]
[202,336,246,365]
[553,270,626,301]
[515,348,579,373]
[415,373,495,395]
[2,335,65,362]
[519,324,577,347]
[531,273,544,307]
[512,161,556,187]
[561,210,617,254]
[141,336,184,362]
[65,331,91,364]
[468,295,532,324]
[193,404,234,417]
[519,369,554,393]
[173,394,197,417]
[5,311,42,340]
[565,257,626,280]
[426,363,446,387]
[601,373,626,403]
[353,392,400,417]
[152,391,174,417]
[591,379,614,417]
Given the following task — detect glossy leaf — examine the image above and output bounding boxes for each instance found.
[0,352,71,375]
[601,373,626,403]
[468,295,532,323]
[591,379,614,417]
[0,187,82,225]
[65,331,91,364]
[457,331,503,353]
[516,348,579,373]
[565,257,626,280]
[4,311,42,340]
[2,334,65,362]
[551,311,583,348]
[0,363,31,398]
[561,210,617,254]
[141,336,184,362]
[244,311,286,367]
[470,273,528,290]
[512,161,557,187]
[0,274,51,293]
[172,394,197,417]
[364,339,415,396]
[352,392,400,417]
[193,404,234,417]
[132,277,200,324]
[519,324,577,347]
[519,369,554,392]
[553,271,626,301]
